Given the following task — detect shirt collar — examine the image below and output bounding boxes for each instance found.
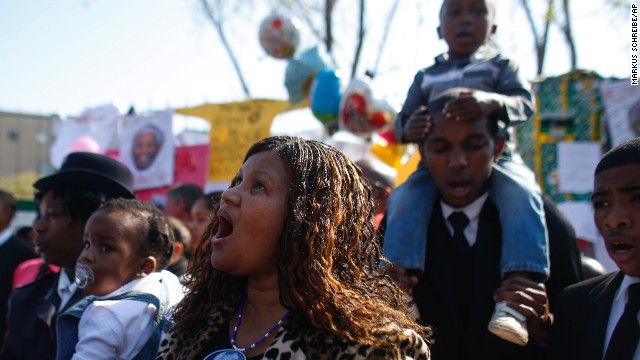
[0,228,13,247]
[57,269,76,293]
[615,275,640,302]
[441,192,489,223]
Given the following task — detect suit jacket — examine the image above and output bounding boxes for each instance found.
[551,271,624,360]
[414,197,583,360]
[0,271,85,360]
[0,235,36,349]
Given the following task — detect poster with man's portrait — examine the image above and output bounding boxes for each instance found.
[120,111,174,190]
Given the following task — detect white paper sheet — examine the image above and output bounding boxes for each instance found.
[557,141,602,193]
[556,201,617,273]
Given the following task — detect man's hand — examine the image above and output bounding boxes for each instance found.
[387,265,419,295]
[402,106,432,143]
[494,277,553,341]
[443,90,502,122]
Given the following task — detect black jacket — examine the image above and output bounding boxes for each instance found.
[551,272,624,360]
[0,235,36,350]
[0,271,85,360]
[413,196,583,360]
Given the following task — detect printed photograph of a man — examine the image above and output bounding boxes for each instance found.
[132,124,164,170]
[120,111,174,191]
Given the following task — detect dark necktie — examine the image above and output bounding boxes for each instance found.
[604,283,640,360]
[448,211,470,251]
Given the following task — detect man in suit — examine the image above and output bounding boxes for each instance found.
[0,190,36,350]
[0,152,135,360]
[551,137,640,360]
[386,88,583,359]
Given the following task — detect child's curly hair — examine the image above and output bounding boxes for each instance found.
[172,136,431,350]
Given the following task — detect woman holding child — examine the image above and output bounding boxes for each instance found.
[157,136,430,359]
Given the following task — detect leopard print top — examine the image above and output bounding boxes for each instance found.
[156,305,430,360]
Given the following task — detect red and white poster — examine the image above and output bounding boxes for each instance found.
[134,144,211,202]
[49,104,120,168]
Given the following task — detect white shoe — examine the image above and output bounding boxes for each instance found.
[488,301,529,346]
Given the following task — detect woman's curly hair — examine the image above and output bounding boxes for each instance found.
[171,136,431,349]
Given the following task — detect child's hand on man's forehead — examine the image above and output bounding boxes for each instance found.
[442,89,501,122]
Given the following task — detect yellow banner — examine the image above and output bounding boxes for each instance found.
[176,100,289,182]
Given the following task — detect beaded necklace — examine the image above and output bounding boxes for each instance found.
[230,296,289,352]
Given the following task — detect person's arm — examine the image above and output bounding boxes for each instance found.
[396,71,430,143]
[441,59,535,126]
[493,57,535,126]
[442,90,509,123]
[72,300,155,360]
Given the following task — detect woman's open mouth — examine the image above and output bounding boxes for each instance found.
[214,213,234,240]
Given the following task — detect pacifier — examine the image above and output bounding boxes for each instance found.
[74,262,95,289]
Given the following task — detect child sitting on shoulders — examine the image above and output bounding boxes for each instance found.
[56,199,186,360]
[384,0,548,347]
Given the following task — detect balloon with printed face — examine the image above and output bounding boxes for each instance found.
[369,98,396,133]
[339,78,395,138]
[339,78,373,137]
[258,14,300,59]
[377,127,398,144]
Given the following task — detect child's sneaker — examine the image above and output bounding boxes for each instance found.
[487,301,528,346]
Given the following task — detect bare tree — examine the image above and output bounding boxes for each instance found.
[519,0,579,75]
[350,0,366,79]
[519,0,555,75]
[200,0,251,98]
[559,0,577,71]
[324,0,335,53]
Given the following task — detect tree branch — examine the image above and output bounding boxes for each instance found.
[559,0,577,70]
[519,0,554,75]
[201,0,251,98]
[350,0,365,79]
[370,0,400,77]
[324,0,334,53]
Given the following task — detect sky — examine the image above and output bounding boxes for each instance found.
[0,0,631,118]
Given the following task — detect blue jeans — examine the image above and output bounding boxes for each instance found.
[56,291,173,360]
[384,158,549,279]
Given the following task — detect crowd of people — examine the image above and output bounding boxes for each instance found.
[0,0,636,359]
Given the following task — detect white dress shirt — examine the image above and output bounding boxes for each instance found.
[57,269,78,313]
[441,193,489,246]
[603,275,640,360]
[0,227,13,247]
